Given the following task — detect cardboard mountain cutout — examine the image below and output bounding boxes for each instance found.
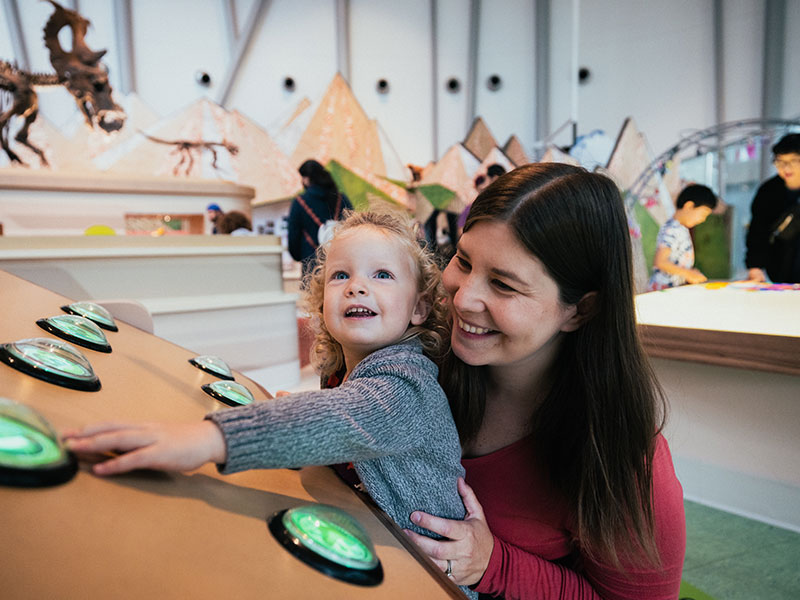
[98,98,300,204]
[290,74,385,176]
[540,145,581,166]
[503,135,530,166]
[477,147,516,176]
[376,120,410,182]
[463,117,498,162]
[420,143,481,216]
[268,97,314,158]
[606,117,672,225]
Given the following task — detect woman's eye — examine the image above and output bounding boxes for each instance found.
[492,279,516,292]
[375,270,393,280]
[455,255,471,271]
[332,271,349,280]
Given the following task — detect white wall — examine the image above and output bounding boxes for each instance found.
[475,0,537,152]
[3,0,799,168]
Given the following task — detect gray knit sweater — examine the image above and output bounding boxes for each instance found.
[206,340,466,533]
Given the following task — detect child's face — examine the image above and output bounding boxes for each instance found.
[683,202,713,227]
[323,226,428,372]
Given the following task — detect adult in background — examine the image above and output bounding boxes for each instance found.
[206,203,224,234]
[288,159,352,278]
[746,133,800,283]
[406,163,686,599]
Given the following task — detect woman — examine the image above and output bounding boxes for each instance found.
[405,163,686,599]
[287,159,353,277]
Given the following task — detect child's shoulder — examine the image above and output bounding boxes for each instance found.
[352,340,435,376]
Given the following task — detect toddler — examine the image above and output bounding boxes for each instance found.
[66,211,467,543]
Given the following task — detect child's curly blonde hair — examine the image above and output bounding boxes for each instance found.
[302,210,450,378]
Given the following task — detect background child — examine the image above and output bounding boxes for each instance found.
[648,183,718,290]
[65,211,468,547]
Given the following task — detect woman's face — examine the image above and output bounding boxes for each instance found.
[443,220,579,372]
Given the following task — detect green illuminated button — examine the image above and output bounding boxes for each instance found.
[283,505,378,570]
[0,398,77,487]
[189,355,234,380]
[268,504,383,586]
[61,301,118,332]
[0,338,101,392]
[201,380,254,406]
[37,315,112,353]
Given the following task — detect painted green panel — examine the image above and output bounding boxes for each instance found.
[693,210,732,279]
[326,160,394,211]
[632,202,661,276]
[417,184,456,210]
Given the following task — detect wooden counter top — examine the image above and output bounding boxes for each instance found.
[0,270,460,599]
[636,284,800,376]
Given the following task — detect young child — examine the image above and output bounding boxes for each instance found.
[65,211,468,547]
[648,184,718,290]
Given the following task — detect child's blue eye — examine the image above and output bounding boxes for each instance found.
[375,270,393,279]
[332,271,349,280]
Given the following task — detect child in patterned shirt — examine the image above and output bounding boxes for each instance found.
[648,184,718,290]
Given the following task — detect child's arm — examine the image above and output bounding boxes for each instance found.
[64,421,226,475]
[653,246,707,284]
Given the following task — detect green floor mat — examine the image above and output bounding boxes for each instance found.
[679,580,717,600]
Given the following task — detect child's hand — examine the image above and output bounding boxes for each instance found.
[685,269,708,284]
[63,421,226,476]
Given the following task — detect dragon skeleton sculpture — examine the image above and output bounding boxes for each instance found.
[0,0,125,166]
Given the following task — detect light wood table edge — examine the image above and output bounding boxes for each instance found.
[638,324,800,376]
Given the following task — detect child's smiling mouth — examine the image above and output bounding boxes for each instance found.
[345,306,377,317]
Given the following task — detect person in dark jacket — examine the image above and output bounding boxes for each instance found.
[745,134,800,283]
[287,159,353,279]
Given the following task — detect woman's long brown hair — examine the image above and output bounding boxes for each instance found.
[440,163,667,568]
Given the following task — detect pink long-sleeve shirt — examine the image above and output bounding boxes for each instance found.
[466,434,686,599]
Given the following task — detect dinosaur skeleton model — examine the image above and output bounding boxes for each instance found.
[0,0,125,166]
[139,131,239,176]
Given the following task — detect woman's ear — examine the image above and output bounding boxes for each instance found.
[561,291,598,332]
[410,294,431,326]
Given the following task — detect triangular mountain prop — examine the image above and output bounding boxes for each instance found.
[376,120,410,182]
[540,145,581,165]
[606,117,672,226]
[269,97,314,158]
[463,117,498,161]
[503,135,530,166]
[97,98,300,204]
[327,159,411,212]
[477,147,516,176]
[290,74,385,175]
[420,143,481,215]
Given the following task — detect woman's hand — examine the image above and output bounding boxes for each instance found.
[63,421,226,476]
[404,478,494,586]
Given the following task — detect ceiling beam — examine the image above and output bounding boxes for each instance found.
[216,0,271,107]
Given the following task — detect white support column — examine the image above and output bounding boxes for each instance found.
[2,0,29,71]
[112,0,136,95]
[465,0,480,132]
[335,0,351,82]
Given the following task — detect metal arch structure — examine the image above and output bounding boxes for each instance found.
[627,118,800,206]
